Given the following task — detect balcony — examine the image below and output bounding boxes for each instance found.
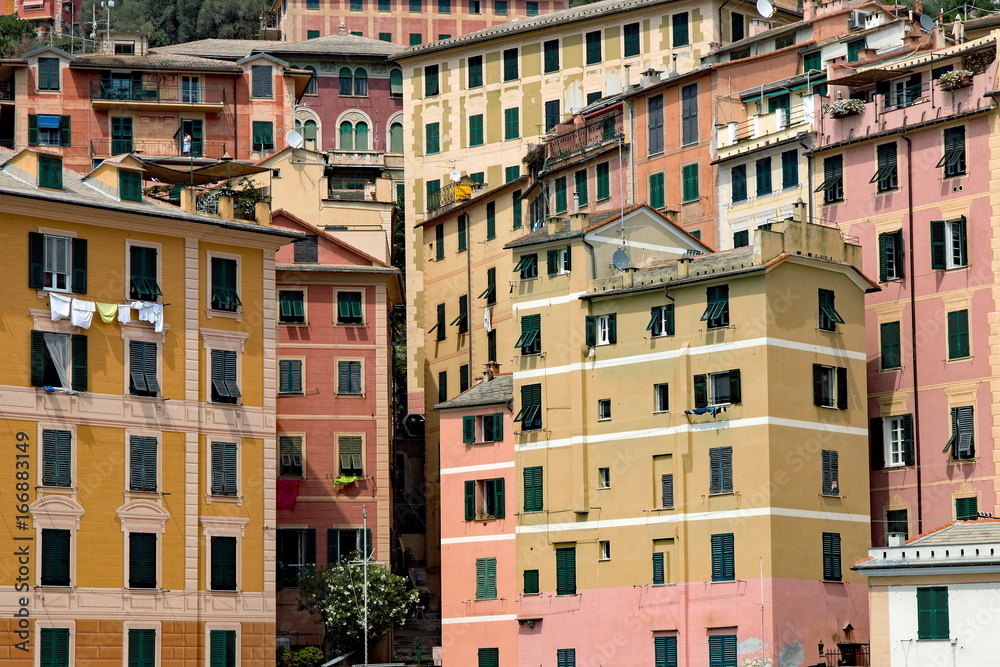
[0,82,14,103]
[716,104,813,151]
[90,138,228,159]
[328,150,393,169]
[544,110,623,169]
[89,81,226,111]
[820,643,869,666]
[427,179,483,213]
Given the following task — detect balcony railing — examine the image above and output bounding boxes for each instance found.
[328,150,389,168]
[544,111,623,166]
[89,81,226,105]
[718,105,809,148]
[427,180,481,212]
[0,82,14,102]
[821,643,869,666]
[90,138,228,159]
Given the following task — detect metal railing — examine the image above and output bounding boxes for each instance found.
[0,82,14,101]
[90,138,228,159]
[89,81,226,105]
[822,644,870,666]
[427,180,479,211]
[544,111,623,165]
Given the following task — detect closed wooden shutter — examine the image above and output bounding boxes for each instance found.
[661,474,673,509]
[655,636,677,667]
[70,237,87,294]
[681,84,698,144]
[40,628,70,667]
[837,366,848,409]
[711,534,734,582]
[822,450,838,495]
[492,477,505,518]
[43,429,71,487]
[523,569,539,594]
[130,435,157,491]
[693,374,708,409]
[129,533,157,588]
[210,536,237,591]
[648,94,663,153]
[555,546,576,595]
[901,414,914,465]
[652,552,665,584]
[128,628,156,667]
[822,532,841,581]
[210,629,236,667]
[42,528,71,586]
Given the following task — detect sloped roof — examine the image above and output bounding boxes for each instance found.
[435,374,513,410]
[256,34,403,56]
[909,520,1000,546]
[70,53,241,72]
[153,39,285,60]
[854,520,1000,573]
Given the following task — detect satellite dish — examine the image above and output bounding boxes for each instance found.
[612,248,632,271]
[449,168,462,182]
[285,130,304,149]
[919,13,935,32]
[756,0,774,19]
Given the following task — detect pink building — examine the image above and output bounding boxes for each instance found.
[811,32,998,545]
[272,210,403,645]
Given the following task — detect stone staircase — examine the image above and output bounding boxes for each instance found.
[392,619,441,665]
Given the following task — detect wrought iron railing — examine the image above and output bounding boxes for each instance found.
[822,643,870,666]
[89,81,226,105]
[0,82,14,101]
[90,138,227,159]
[427,181,479,212]
[544,111,623,165]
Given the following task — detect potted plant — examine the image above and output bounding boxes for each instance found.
[822,98,866,118]
[939,69,974,90]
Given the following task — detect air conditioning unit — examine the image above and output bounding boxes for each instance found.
[887,532,906,547]
[848,10,868,30]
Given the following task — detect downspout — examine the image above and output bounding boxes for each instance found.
[901,130,923,534]
[799,136,814,223]
[718,0,733,45]
[233,72,239,157]
[466,213,473,383]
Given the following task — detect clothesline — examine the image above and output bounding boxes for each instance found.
[48,293,167,333]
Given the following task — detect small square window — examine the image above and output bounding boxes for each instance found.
[337,291,364,324]
[599,540,610,560]
[598,467,610,488]
[597,398,611,421]
[654,383,669,412]
[279,290,305,324]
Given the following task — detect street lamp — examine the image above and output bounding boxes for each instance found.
[100,0,114,45]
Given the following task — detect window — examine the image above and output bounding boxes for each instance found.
[585,30,601,64]
[38,155,63,189]
[647,304,674,337]
[597,162,610,200]
[585,313,617,347]
[327,528,372,562]
[353,68,368,95]
[655,636,678,667]
[469,0,481,11]
[277,528,315,587]
[429,303,445,341]
[42,528,71,586]
[812,364,847,409]
[337,291,364,324]
[468,55,483,88]
[210,257,241,312]
[504,107,519,140]
[464,478,505,519]
[210,349,240,404]
[847,38,865,61]
[818,289,844,332]
[648,94,663,154]
[678,84,698,143]
[682,164,699,202]
[701,284,729,328]
[111,116,133,154]
[307,29,320,38]
[523,465,543,511]
[821,532,843,582]
[128,245,160,302]
[623,23,640,57]
[434,224,444,260]
[930,217,967,269]
[129,533,157,588]
[654,383,670,413]
[731,12,745,40]
[693,369,741,408]
[822,450,839,496]
[210,441,238,496]
[731,164,747,202]
[516,313,541,355]
[917,587,949,639]
[480,267,497,304]
[878,414,914,468]
[598,467,610,488]
[337,360,362,394]
[514,253,538,280]
[494,0,506,13]
[279,435,303,477]
[129,435,157,491]
[597,398,611,420]
[873,143,898,191]
[478,648,499,667]
[523,569,539,593]
[544,246,570,276]
[672,11,689,46]
[425,64,439,96]
[463,412,503,443]
[379,0,390,9]
[710,534,735,581]
[118,170,142,203]
[409,33,422,45]
[755,157,772,196]
[947,309,970,360]
[557,648,577,667]
[526,1,538,14]
[351,0,364,8]
[939,126,966,177]
[338,435,364,475]
[476,557,497,598]
[556,546,576,595]
[129,340,159,397]
[409,0,421,10]
[816,155,844,203]
[733,230,749,248]
[574,169,588,207]
[38,57,60,90]
[803,51,822,72]
[426,122,440,154]
[955,496,978,521]
[279,290,305,324]
[886,509,908,541]
[648,172,664,209]
[30,331,87,391]
[209,536,238,592]
[505,166,520,182]
[469,114,484,146]
[40,628,70,667]
[946,405,975,460]
[452,295,469,334]
[28,114,71,148]
[339,67,354,95]
[781,149,798,188]
[878,229,904,281]
[652,552,665,584]
[775,33,795,49]
[278,359,303,394]
[586,91,602,106]
[503,48,518,81]
[389,68,403,96]
[42,429,71,487]
[709,446,733,494]
[251,65,272,97]
[661,473,673,509]
[389,122,403,152]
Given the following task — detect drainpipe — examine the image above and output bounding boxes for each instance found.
[718,0,733,44]
[466,213,473,381]
[902,130,923,534]
[799,136,813,224]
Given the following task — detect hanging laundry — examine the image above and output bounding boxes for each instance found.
[483,305,492,333]
[70,299,96,329]
[96,303,118,324]
[136,301,165,333]
[117,304,133,325]
[49,293,71,321]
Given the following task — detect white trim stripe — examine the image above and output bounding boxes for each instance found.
[516,416,867,451]
[441,614,518,625]
[441,533,516,544]
[513,337,865,380]
[516,506,871,534]
[512,291,588,313]
[440,461,515,475]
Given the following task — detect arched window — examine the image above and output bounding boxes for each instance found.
[303,120,318,150]
[340,121,354,149]
[355,121,369,150]
[389,122,403,153]
[339,67,353,95]
[390,68,403,96]
[354,68,368,96]
[304,66,318,95]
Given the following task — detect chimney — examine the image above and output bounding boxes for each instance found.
[569,212,588,231]
[483,362,500,381]
[546,215,563,235]
[803,0,816,19]
[640,68,662,87]
[338,21,347,35]
[180,186,197,214]
[749,19,770,37]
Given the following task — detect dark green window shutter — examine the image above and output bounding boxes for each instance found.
[930,220,946,269]
[822,450,839,495]
[597,163,610,199]
[555,176,567,212]
[682,164,699,202]
[880,321,901,370]
[917,587,949,639]
[129,532,157,589]
[557,648,576,667]
[512,191,523,229]
[69,334,88,392]
[607,313,617,343]
[130,435,157,491]
[129,245,161,301]
[486,202,496,239]
[652,552,665,584]
[901,413,914,466]
[878,232,889,282]
[28,113,38,146]
[585,316,597,347]
[575,169,588,206]
[30,329,46,386]
[711,533,734,582]
[835,366,848,409]
[781,149,798,188]
[956,496,978,521]
[822,532,842,581]
[710,446,733,494]
[504,107,519,140]
[478,647,499,667]
[492,477,505,518]
[693,374,708,409]
[462,415,476,444]
[211,441,238,496]
[649,172,664,209]
[41,627,70,667]
[128,628,156,667]
[661,474,673,508]
[523,466,543,512]
[655,636,678,667]
[523,569,539,594]
[469,114,484,146]
[210,630,236,667]
[119,170,142,202]
[42,528,71,586]
[547,249,558,275]
[729,369,741,404]
[563,246,572,270]
[681,84,698,144]
[492,413,503,440]
[672,11,689,46]
[279,435,303,477]
[465,480,476,520]
[279,359,302,394]
[28,231,44,288]
[947,309,970,359]
[71,237,87,294]
[869,417,885,470]
[476,557,497,599]
[457,215,468,251]
[555,546,576,595]
[210,535,237,591]
[709,635,737,667]
[731,164,747,201]
[60,115,71,146]
[42,429,71,487]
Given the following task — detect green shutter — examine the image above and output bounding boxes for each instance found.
[607,312,617,343]
[649,172,664,209]
[575,169,588,206]
[523,466,542,512]
[60,115,71,146]
[210,536,237,590]
[917,587,949,639]
[729,368,741,404]
[462,416,476,444]
[556,546,576,595]
[822,532,841,581]
[41,628,70,667]
[880,321,901,370]
[465,480,476,520]
[870,417,885,470]
[493,477,505,518]
[901,413,914,465]
[652,552,665,584]
[655,636,677,667]
[42,528,70,586]
[585,316,597,347]
[486,202,496,239]
[492,413,503,440]
[682,164,699,202]
[523,569,539,594]
[597,163,610,200]
[71,333,87,392]
[693,374,708,409]
[28,113,38,146]
[930,220,946,269]
[947,310,969,359]
[28,232,44,287]
[70,237,86,293]
[30,329,45,386]
[210,630,236,667]
[711,533,734,581]
[836,366,848,409]
[878,232,889,282]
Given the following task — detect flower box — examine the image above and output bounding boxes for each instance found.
[939,69,974,91]
[823,99,866,118]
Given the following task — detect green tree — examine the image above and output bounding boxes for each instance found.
[0,15,39,56]
[297,555,418,657]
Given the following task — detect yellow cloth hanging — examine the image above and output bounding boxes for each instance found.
[96,302,118,324]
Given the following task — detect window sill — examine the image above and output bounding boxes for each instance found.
[522,591,540,596]
[822,579,844,584]
[336,392,365,398]
[279,321,308,326]
[339,94,370,98]
[948,457,976,465]
[125,490,161,499]
[653,410,669,415]
[210,401,243,408]
[277,392,304,397]
[946,356,972,363]
[709,491,735,497]
[37,485,76,494]
[205,308,242,322]
[598,558,610,562]
[597,485,610,490]
[205,494,242,505]
[597,417,611,422]
[879,367,902,373]
[821,493,843,498]
[650,507,674,511]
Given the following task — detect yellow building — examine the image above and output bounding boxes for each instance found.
[0,148,298,666]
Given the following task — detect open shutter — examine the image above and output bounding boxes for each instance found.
[130,436,144,490]
[475,558,486,597]
[28,114,38,146]
[878,233,888,282]
[812,364,823,406]
[142,342,159,393]
[720,447,732,492]
[30,329,45,386]
[464,480,476,520]
[901,413,914,465]
[462,416,476,443]
[547,249,558,275]
[930,220,946,269]
[693,374,708,409]
[71,237,87,294]
[661,473,673,509]
[837,366,848,409]
[711,534,725,581]
[224,350,240,398]
[224,443,237,495]
[868,417,884,469]
[709,448,721,494]
[585,316,596,347]
[493,477,505,518]
[607,313,617,344]
[917,588,934,639]
[493,413,503,441]
[130,341,148,393]
[956,406,974,456]
[728,369,741,404]
[28,232,44,288]
[60,115,71,146]
[71,334,87,392]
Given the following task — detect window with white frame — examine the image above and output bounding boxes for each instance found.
[599,540,611,560]
[654,383,669,412]
[597,398,611,420]
[886,415,909,467]
[709,371,738,406]
[201,516,247,593]
[598,467,610,488]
